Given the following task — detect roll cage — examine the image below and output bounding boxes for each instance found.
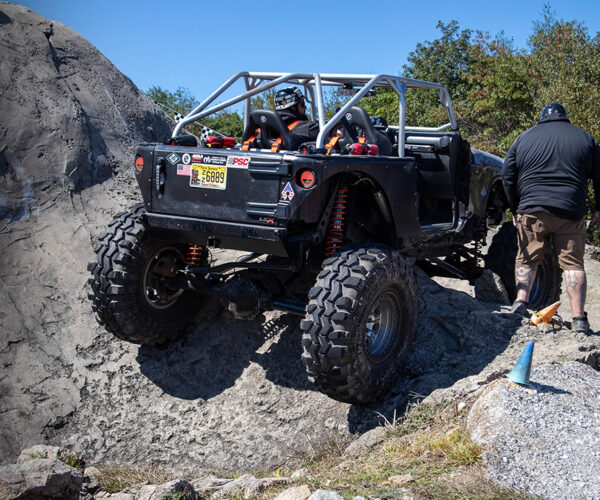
[172,72,458,157]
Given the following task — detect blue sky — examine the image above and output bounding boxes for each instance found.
[12,0,600,103]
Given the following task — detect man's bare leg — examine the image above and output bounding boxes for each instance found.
[515,265,537,303]
[564,269,586,318]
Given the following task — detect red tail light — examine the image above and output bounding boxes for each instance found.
[135,155,144,172]
[297,169,316,188]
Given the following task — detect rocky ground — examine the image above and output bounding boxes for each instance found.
[2,3,600,498]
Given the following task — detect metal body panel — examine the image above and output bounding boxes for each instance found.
[468,148,504,218]
[141,144,423,254]
[145,212,289,256]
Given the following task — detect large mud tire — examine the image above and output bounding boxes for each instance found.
[88,204,197,345]
[484,221,562,309]
[300,247,417,404]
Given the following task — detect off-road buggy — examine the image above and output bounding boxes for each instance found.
[88,72,561,404]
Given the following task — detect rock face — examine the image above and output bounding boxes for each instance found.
[0,1,171,221]
[467,362,600,499]
[0,1,172,465]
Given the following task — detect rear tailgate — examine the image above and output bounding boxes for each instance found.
[150,146,291,224]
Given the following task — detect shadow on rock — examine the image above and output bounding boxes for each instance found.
[137,303,313,400]
[347,270,523,433]
[530,382,572,395]
[251,313,314,392]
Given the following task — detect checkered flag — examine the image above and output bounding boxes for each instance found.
[199,124,223,140]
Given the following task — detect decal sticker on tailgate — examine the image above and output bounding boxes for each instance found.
[190,163,227,190]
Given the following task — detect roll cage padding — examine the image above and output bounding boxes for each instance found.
[242,110,305,151]
[335,107,393,156]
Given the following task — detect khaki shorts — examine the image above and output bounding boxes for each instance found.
[516,212,585,270]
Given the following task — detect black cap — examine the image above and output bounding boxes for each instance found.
[540,102,568,120]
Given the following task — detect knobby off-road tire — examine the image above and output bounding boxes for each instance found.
[301,247,417,404]
[88,204,197,345]
[484,221,562,310]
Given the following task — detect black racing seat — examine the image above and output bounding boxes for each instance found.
[335,106,393,155]
[242,110,305,151]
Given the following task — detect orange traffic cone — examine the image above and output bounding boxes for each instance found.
[530,301,561,325]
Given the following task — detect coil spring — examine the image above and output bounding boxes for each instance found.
[325,187,348,257]
[185,244,204,266]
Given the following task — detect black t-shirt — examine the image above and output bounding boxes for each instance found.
[502,114,600,218]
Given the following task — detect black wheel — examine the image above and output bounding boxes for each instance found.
[88,204,199,345]
[484,221,562,309]
[300,246,417,404]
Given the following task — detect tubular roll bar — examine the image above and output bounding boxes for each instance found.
[172,72,458,157]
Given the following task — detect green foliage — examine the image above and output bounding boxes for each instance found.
[250,88,276,111]
[146,85,244,141]
[403,21,474,127]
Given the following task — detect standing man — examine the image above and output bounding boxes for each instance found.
[502,102,600,333]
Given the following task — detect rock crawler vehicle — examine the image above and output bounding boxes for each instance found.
[88,72,561,404]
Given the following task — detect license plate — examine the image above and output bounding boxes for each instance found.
[190,163,227,190]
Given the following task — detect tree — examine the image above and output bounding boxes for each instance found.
[146,85,244,140]
[529,5,600,140]
[462,34,539,154]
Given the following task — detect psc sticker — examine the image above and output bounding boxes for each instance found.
[182,153,191,164]
[226,156,250,168]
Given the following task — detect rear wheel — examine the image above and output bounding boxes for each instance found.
[484,221,562,310]
[301,246,417,404]
[88,204,199,345]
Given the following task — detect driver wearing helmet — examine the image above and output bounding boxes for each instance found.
[275,86,319,141]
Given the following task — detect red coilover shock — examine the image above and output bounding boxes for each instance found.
[185,244,204,266]
[325,186,349,257]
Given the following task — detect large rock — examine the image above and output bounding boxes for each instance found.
[0,1,171,465]
[137,479,198,500]
[274,485,312,500]
[0,1,172,220]
[467,362,600,499]
[0,458,82,499]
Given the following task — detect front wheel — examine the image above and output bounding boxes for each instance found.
[484,221,562,310]
[300,246,417,404]
[88,204,199,345]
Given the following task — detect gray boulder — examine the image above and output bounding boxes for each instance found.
[344,426,387,457]
[468,362,600,499]
[137,479,198,500]
[210,474,289,499]
[308,490,344,500]
[0,1,172,219]
[0,458,82,499]
[274,485,312,500]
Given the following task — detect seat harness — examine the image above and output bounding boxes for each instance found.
[241,120,301,152]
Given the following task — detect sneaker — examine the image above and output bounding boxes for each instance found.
[511,300,529,316]
[572,313,590,334]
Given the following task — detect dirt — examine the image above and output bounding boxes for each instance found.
[1,1,599,475]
